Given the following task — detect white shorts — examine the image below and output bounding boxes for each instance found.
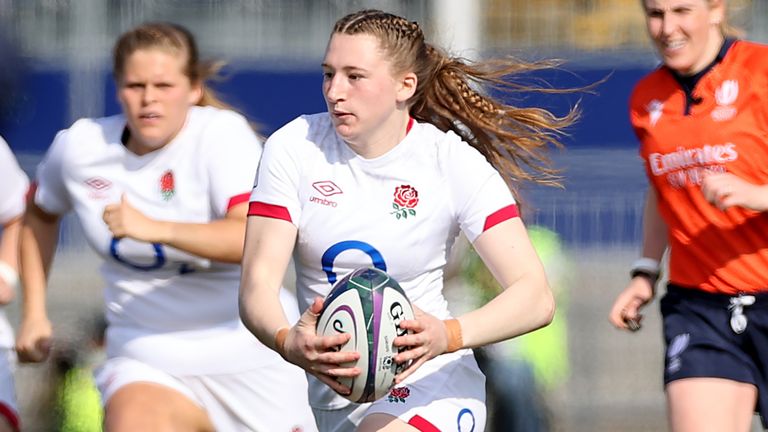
[95,356,318,432]
[0,349,18,431]
[313,351,486,432]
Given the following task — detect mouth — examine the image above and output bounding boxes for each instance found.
[138,112,161,122]
[662,39,686,52]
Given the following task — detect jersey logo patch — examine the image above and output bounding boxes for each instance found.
[391,185,419,220]
[387,386,410,403]
[160,170,175,201]
[85,176,112,200]
[712,80,738,122]
[646,99,663,126]
[313,180,343,197]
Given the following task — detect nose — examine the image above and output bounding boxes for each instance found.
[661,13,677,36]
[142,85,157,105]
[324,75,345,104]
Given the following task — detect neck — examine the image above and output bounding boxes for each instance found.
[346,112,411,159]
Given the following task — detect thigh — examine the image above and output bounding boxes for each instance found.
[105,382,215,432]
[667,377,757,432]
[183,362,318,432]
[96,357,214,432]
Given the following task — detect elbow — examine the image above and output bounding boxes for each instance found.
[535,286,556,330]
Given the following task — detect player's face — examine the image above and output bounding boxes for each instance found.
[643,0,725,75]
[117,49,202,155]
[322,33,407,150]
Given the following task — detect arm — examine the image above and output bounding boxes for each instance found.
[394,217,554,382]
[15,202,61,362]
[0,216,22,304]
[608,188,668,330]
[238,215,359,395]
[455,216,554,346]
[701,171,768,212]
[102,194,248,263]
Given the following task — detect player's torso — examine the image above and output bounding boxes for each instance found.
[63,116,216,274]
[293,123,459,312]
[631,41,768,292]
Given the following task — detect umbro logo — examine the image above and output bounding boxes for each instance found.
[313,181,342,197]
[85,177,112,190]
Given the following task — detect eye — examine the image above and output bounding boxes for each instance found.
[322,71,333,80]
[646,9,663,19]
[348,74,362,81]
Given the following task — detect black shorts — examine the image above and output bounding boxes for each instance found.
[661,284,768,428]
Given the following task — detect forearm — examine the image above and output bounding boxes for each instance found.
[20,206,60,320]
[238,216,297,350]
[157,217,246,263]
[0,216,21,268]
[641,189,668,260]
[457,271,554,348]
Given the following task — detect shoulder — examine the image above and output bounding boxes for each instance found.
[414,121,490,168]
[50,115,124,155]
[630,66,672,109]
[190,106,254,135]
[726,40,768,72]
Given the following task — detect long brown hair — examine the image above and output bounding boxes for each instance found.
[333,10,579,190]
[113,22,232,110]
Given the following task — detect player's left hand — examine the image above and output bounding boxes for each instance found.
[391,305,449,383]
[701,172,768,212]
[103,193,168,243]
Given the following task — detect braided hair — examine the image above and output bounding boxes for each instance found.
[333,10,579,191]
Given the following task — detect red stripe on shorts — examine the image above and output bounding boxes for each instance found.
[408,414,441,432]
[248,201,292,222]
[0,402,20,432]
[227,193,251,211]
[483,204,519,232]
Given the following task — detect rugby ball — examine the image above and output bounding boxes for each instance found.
[316,267,415,403]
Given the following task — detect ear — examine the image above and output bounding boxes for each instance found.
[189,81,204,105]
[396,72,418,104]
[709,0,726,26]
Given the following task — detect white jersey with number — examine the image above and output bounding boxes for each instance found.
[0,135,28,350]
[249,113,518,408]
[35,106,288,375]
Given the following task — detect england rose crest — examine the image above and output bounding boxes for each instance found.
[390,185,418,220]
[160,170,175,201]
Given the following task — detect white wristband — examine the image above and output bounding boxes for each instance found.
[0,261,19,294]
[630,257,661,277]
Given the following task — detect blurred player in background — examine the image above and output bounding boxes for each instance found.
[609,1,768,431]
[0,135,28,432]
[14,22,316,432]
[239,9,579,431]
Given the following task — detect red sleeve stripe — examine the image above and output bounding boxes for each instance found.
[248,201,292,222]
[0,402,20,432]
[483,204,519,232]
[407,415,440,432]
[26,181,37,203]
[227,193,251,211]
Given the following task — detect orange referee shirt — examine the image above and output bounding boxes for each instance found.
[630,40,768,294]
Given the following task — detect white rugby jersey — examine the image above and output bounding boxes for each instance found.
[249,113,518,407]
[0,135,29,349]
[35,106,286,374]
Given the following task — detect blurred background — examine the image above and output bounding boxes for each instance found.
[1,0,767,431]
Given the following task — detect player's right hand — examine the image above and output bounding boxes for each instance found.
[282,296,360,396]
[15,317,53,363]
[609,277,655,332]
